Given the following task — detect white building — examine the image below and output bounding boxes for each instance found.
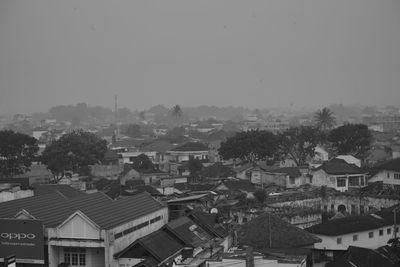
[369,158,400,185]
[167,142,209,163]
[306,210,400,263]
[0,191,168,267]
[311,159,367,192]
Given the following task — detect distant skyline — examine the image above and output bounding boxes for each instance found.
[1,0,400,115]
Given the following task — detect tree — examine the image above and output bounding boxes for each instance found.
[0,130,39,177]
[41,130,107,182]
[131,154,155,172]
[314,107,336,130]
[328,123,373,160]
[277,126,322,166]
[171,104,182,118]
[188,156,203,177]
[219,130,279,162]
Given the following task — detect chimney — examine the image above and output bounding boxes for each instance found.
[245,246,254,267]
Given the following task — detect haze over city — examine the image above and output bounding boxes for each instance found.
[1,0,400,115]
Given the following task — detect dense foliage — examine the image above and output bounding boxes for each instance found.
[41,130,107,181]
[0,130,39,177]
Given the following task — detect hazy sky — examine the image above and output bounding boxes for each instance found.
[1,0,400,114]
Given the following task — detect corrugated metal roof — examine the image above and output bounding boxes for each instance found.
[0,191,165,229]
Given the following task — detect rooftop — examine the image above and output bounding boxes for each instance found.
[0,191,165,229]
[238,212,321,249]
[314,158,365,175]
[169,142,209,152]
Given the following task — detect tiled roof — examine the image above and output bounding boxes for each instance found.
[189,211,228,238]
[165,216,213,248]
[315,159,365,175]
[326,246,399,267]
[372,158,400,174]
[0,191,165,229]
[306,214,388,236]
[169,142,209,152]
[238,212,321,249]
[34,184,85,198]
[115,230,183,262]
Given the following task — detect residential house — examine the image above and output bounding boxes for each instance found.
[263,166,311,188]
[167,142,210,163]
[114,230,184,267]
[166,194,214,221]
[163,216,223,266]
[311,159,368,192]
[306,207,400,263]
[369,158,400,185]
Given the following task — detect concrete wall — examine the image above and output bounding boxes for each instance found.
[0,189,33,203]
[322,195,400,215]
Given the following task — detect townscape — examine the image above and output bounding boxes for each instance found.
[2,1,400,267]
[1,104,400,267]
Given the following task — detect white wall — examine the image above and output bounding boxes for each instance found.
[0,190,33,203]
[314,226,395,251]
[369,170,400,185]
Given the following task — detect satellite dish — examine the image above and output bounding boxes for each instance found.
[210,208,218,214]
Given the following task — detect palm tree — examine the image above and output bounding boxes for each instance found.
[314,107,336,130]
[171,104,182,118]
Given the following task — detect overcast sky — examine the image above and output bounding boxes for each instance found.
[1,0,399,114]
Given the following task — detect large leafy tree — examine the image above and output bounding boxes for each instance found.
[219,130,278,162]
[41,130,107,181]
[131,154,155,172]
[0,130,39,177]
[277,126,322,166]
[328,123,373,160]
[314,107,336,130]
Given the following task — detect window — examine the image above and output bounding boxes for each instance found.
[369,232,374,238]
[331,204,334,211]
[396,227,399,233]
[64,248,86,266]
[360,205,364,214]
[388,228,392,235]
[337,178,346,187]
[353,235,358,241]
[336,237,342,245]
[289,177,295,184]
[395,173,400,180]
[324,205,328,212]
[379,229,384,236]
[349,176,360,187]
